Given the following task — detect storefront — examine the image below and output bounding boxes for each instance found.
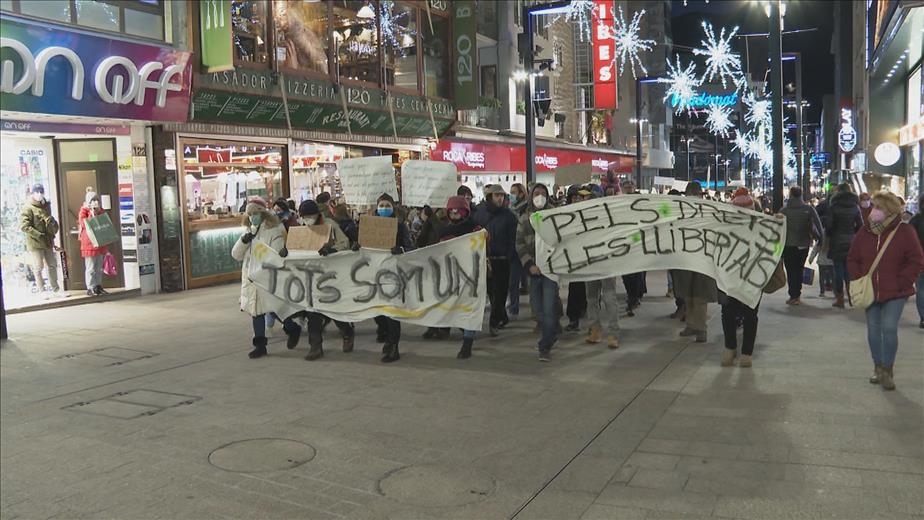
[0,15,191,311]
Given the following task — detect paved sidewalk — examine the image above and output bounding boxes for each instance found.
[1,272,922,520]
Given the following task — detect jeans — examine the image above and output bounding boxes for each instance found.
[832,260,849,295]
[818,265,834,293]
[586,278,621,337]
[252,313,298,339]
[508,254,524,315]
[721,297,759,355]
[374,316,401,345]
[461,329,475,340]
[782,246,810,299]
[915,274,924,322]
[488,258,510,327]
[566,282,586,324]
[865,297,907,367]
[84,254,104,290]
[529,274,559,353]
[30,248,59,291]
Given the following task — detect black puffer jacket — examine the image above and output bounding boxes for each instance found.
[824,191,862,262]
[474,202,518,259]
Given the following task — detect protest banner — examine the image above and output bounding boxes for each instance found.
[248,231,488,330]
[358,214,398,249]
[671,179,689,192]
[400,160,459,208]
[337,156,398,205]
[653,176,675,187]
[287,224,331,252]
[554,163,592,186]
[531,194,787,308]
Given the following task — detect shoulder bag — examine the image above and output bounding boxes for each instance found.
[848,227,898,309]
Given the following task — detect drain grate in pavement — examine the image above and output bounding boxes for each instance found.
[62,389,201,419]
[55,347,158,367]
[208,438,316,473]
[377,464,496,507]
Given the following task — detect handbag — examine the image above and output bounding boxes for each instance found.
[763,261,786,294]
[802,266,815,285]
[848,227,898,309]
[103,252,118,277]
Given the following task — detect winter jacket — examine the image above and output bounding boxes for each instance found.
[358,214,414,252]
[231,219,287,317]
[671,270,718,303]
[515,189,552,271]
[20,199,58,251]
[78,206,109,257]
[438,217,480,242]
[780,198,823,248]
[824,191,862,262]
[417,211,446,248]
[474,202,518,259]
[847,219,924,303]
[909,213,924,259]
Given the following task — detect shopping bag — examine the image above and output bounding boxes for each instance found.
[802,266,815,286]
[103,252,118,277]
[85,213,119,247]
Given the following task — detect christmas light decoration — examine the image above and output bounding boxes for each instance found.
[743,93,772,129]
[704,103,734,137]
[659,55,701,114]
[610,6,656,79]
[379,0,412,56]
[733,130,759,159]
[551,0,596,42]
[693,21,742,89]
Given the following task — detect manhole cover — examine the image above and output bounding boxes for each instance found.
[208,438,316,473]
[378,464,496,507]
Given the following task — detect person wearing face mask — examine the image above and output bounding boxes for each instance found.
[474,184,518,335]
[20,183,64,298]
[506,182,529,317]
[847,191,924,391]
[824,183,863,308]
[858,192,873,222]
[437,196,483,358]
[231,198,292,359]
[779,186,824,306]
[360,193,414,362]
[273,197,298,230]
[515,183,561,361]
[78,188,110,296]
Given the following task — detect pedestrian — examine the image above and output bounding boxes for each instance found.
[457,185,474,206]
[563,185,587,331]
[721,189,762,367]
[294,200,354,361]
[824,183,863,308]
[909,194,924,329]
[847,191,924,390]
[273,197,297,230]
[474,184,518,335]
[809,236,834,297]
[78,189,110,296]
[619,180,646,316]
[507,182,529,317]
[516,183,560,361]
[438,196,482,358]
[231,198,296,359]
[364,193,414,363]
[779,185,823,305]
[19,183,64,298]
[583,188,622,349]
[858,192,873,223]
[672,182,717,343]
[315,192,334,221]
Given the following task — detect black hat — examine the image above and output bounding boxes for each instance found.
[298,200,320,216]
[377,192,396,204]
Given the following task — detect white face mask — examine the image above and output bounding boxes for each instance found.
[31,193,44,202]
[532,195,547,208]
[298,216,317,226]
[89,200,100,209]
[860,199,871,208]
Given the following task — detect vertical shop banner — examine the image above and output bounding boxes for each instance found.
[592,0,617,109]
[132,144,156,276]
[453,1,478,110]
[199,0,233,72]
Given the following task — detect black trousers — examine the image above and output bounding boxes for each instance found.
[782,246,809,299]
[566,282,586,323]
[488,258,510,327]
[622,272,647,308]
[306,312,353,347]
[374,315,401,345]
[721,297,759,355]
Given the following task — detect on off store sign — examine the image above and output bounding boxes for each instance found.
[592,0,617,109]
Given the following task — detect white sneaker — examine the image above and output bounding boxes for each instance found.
[51,290,69,299]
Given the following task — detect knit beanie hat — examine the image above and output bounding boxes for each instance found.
[298,200,320,217]
[377,192,396,205]
[446,195,470,217]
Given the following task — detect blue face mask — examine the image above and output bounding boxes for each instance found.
[509,194,519,205]
[250,214,263,228]
[377,207,394,217]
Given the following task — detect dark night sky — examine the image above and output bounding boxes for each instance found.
[670,0,836,124]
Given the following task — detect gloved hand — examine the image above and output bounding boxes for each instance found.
[391,246,405,255]
[318,245,336,256]
[279,247,289,258]
[241,232,255,244]
[351,242,361,251]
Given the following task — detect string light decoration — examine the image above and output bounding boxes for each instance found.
[609,6,656,79]
[659,55,702,114]
[551,0,596,42]
[733,130,759,159]
[379,0,412,56]
[693,21,742,89]
[704,103,734,137]
[743,93,772,129]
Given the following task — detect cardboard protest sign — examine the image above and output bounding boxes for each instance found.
[671,179,689,192]
[247,230,488,330]
[337,156,398,205]
[653,176,675,187]
[554,163,592,186]
[531,194,787,308]
[286,224,331,252]
[400,160,459,207]
[358,214,398,250]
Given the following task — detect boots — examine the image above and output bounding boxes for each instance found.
[304,343,323,361]
[381,343,400,363]
[869,364,882,384]
[342,334,355,353]
[457,338,473,359]
[585,324,602,344]
[607,336,620,349]
[738,354,752,368]
[285,324,302,350]
[721,349,737,367]
[879,366,896,390]
[248,337,268,359]
[833,293,845,308]
[695,331,708,343]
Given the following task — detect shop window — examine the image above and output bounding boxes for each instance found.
[476,0,498,40]
[273,0,329,75]
[423,14,450,98]
[232,0,270,65]
[382,1,418,91]
[333,1,380,84]
[6,0,165,41]
[481,65,497,98]
[124,8,163,40]
[16,0,70,23]
[75,0,119,32]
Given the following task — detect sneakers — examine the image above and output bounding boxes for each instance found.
[869,364,882,384]
[679,327,698,337]
[585,324,602,344]
[738,354,752,368]
[381,343,400,363]
[721,349,737,367]
[785,298,802,306]
[879,366,896,390]
[607,336,620,349]
[538,350,551,362]
[695,331,708,343]
[564,321,580,332]
[304,344,323,361]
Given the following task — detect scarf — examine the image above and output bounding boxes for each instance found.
[869,212,898,236]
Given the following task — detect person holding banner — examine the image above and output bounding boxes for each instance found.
[438,195,483,359]
[475,185,518,335]
[720,190,763,367]
[78,189,110,296]
[507,183,529,317]
[672,182,718,343]
[563,186,588,332]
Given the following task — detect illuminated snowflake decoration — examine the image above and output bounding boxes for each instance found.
[733,131,759,159]
[552,0,596,42]
[704,103,734,137]
[693,22,742,89]
[783,137,798,180]
[609,6,656,79]
[659,55,701,115]
[743,93,772,129]
[379,1,412,56]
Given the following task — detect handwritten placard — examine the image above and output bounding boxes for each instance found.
[337,156,398,205]
[286,224,331,252]
[400,160,459,207]
[358,214,397,250]
[554,163,592,186]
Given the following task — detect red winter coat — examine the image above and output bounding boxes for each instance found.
[79,206,110,258]
[847,219,924,303]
